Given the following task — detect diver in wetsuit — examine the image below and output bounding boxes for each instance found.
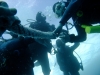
[53,0,100,43]
[0,1,56,39]
[28,12,55,75]
[0,28,53,75]
[0,36,36,75]
[56,38,80,75]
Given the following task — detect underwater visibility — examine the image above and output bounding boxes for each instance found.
[0,0,100,75]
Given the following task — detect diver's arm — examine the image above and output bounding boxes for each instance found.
[60,0,83,25]
[7,16,56,39]
[58,25,86,43]
[8,24,56,39]
[70,42,80,51]
[54,0,83,35]
[69,25,86,42]
[8,31,18,38]
[0,6,17,16]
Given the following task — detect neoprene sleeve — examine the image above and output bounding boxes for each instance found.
[60,0,83,25]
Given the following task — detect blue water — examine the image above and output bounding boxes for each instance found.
[1,0,100,75]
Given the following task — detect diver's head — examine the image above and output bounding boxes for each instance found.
[36,12,46,22]
[0,1,17,16]
[52,1,70,18]
[56,38,65,50]
[0,1,9,8]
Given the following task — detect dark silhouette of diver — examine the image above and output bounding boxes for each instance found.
[52,0,100,43]
[0,1,56,39]
[0,36,36,75]
[56,38,81,75]
[28,12,55,75]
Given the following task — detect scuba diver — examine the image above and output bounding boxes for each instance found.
[0,1,56,39]
[0,36,36,75]
[56,38,81,75]
[28,12,55,75]
[52,0,100,43]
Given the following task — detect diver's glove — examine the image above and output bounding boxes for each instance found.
[59,31,70,43]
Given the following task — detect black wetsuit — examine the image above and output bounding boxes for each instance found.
[56,42,80,75]
[29,21,53,75]
[0,37,35,75]
[60,0,100,42]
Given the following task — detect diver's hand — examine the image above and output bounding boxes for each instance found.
[53,23,63,37]
[0,6,17,16]
[59,32,70,43]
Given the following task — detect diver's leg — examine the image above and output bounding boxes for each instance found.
[38,51,50,75]
[56,54,69,75]
[70,71,80,75]
[0,38,22,52]
[63,71,70,75]
[0,37,35,51]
